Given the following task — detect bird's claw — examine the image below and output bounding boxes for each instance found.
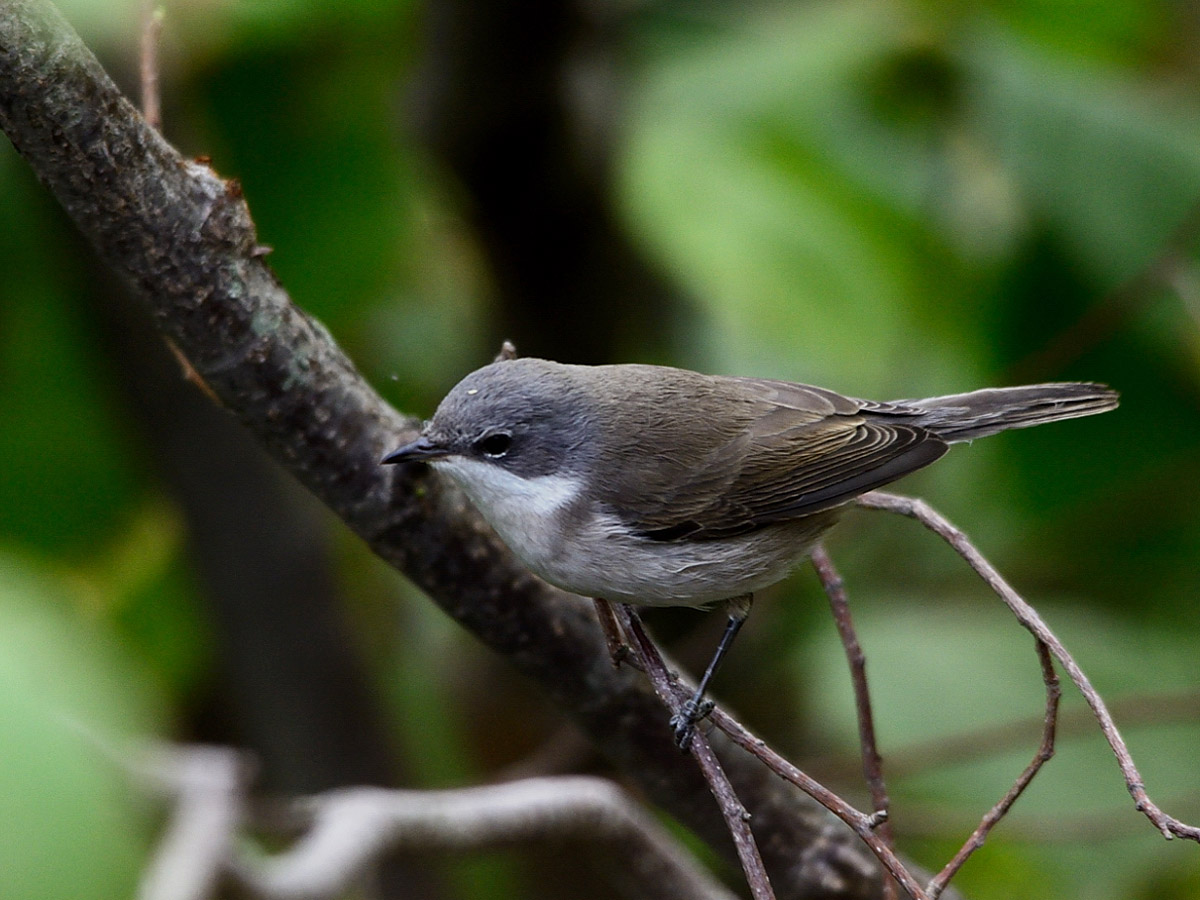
[670,697,715,752]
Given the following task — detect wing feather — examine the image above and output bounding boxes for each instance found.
[602,377,948,541]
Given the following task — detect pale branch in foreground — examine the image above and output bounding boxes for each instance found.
[132,743,739,900]
[246,779,741,900]
[137,746,247,900]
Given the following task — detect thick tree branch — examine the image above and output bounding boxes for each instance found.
[0,2,885,896]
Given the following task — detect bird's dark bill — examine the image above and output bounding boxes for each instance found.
[381,436,448,464]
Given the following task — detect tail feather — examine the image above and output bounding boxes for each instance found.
[893,383,1119,443]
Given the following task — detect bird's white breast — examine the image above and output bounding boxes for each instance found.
[432,457,584,572]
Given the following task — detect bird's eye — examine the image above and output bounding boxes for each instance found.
[475,432,513,459]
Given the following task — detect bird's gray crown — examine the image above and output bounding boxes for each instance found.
[423,358,596,480]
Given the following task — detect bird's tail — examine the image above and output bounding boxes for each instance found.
[897,383,1119,443]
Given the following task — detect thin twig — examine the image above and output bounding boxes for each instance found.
[139,1,163,130]
[857,491,1200,844]
[613,602,776,900]
[138,1,222,403]
[811,544,899,900]
[593,597,635,668]
[706,706,931,900]
[927,640,1061,898]
[610,592,936,898]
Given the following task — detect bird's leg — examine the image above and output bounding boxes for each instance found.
[671,594,753,751]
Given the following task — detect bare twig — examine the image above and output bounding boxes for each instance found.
[811,544,899,900]
[707,706,932,900]
[139,1,163,130]
[593,597,635,669]
[857,491,1200,844]
[141,0,219,405]
[814,540,1064,899]
[927,641,1060,898]
[130,741,737,900]
[613,602,775,900]
[714,526,1074,898]
[235,777,739,900]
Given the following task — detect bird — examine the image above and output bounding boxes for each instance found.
[383,357,1118,748]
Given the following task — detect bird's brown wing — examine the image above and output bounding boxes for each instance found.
[614,378,948,541]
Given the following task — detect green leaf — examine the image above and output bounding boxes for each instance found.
[0,560,166,900]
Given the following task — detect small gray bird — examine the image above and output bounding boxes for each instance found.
[384,358,1118,747]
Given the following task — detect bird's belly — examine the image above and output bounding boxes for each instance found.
[528,509,842,607]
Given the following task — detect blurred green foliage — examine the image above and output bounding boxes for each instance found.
[2,0,1199,898]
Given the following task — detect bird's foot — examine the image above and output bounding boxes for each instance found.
[670,696,716,752]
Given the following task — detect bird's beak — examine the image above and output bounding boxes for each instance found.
[381,436,450,465]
